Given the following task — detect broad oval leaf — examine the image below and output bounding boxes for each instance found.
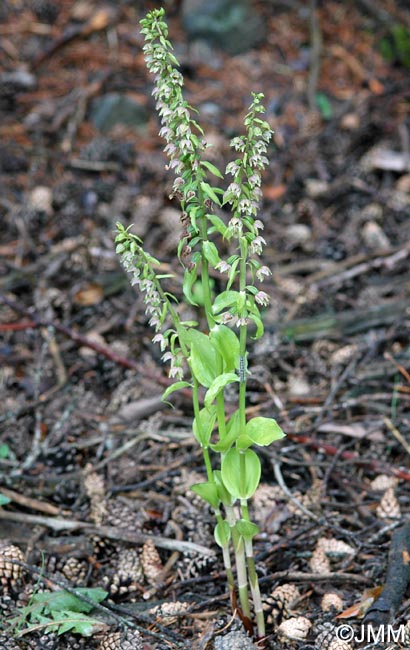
[204,373,239,410]
[210,324,240,372]
[189,340,218,387]
[221,448,261,499]
[245,417,286,446]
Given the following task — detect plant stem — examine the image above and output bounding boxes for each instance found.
[198,186,215,331]
[241,499,265,639]
[245,541,265,639]
[192,376,236,603]
[226,505,251,620]
[238,237,248,436]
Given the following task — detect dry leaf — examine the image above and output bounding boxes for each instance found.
[336,586,383,619]
[73,282,104,306]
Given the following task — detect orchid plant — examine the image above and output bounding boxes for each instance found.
[115,8,285,640]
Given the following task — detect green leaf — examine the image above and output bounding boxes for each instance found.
[183,265,199,306]
[0,493,11,505]
[191,482,220,509]
[204,373,239,410]
[210,324,240,372]
[212,290,240,315]
[237,291,246,312]
[214,521,231,548]
[161,381,192,403]
[249,312,264,339]
[193,407,216,446]
[227,258,240,289]
[200,181,221,206]
[31,588,108,615]
[209,428,238,453]
[234,519,259,541]
[214,470,236,506]
[190,340,218,387]
[207,213,228,237]
[200,160,224,179]
[0,444,10,459]
[221,448,261,499]
[235,434,253,450]
[202,240,220,267]
[315,92,333,120]
[245,417,286,446]
[210,408,241,451]
[52,610,104,636]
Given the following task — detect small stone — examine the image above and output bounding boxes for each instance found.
[284,223,313,249]
[330,344,358,366]
[361,202,383,221]
[361,221,390,250]
[305,178,329,197]
[90,93,148,133]
[340,112,360,130]
[29,186,53,215]
[396,173,410,193]
[370,474,398,491]
[182,0,265,55]
[288,375,311,397]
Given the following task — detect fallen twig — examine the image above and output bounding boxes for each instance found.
[0,508,215,557]
[287,432,410,481]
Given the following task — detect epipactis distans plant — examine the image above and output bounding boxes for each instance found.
[115,8,285,640]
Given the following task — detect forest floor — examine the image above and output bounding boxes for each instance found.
[1,1,410,649]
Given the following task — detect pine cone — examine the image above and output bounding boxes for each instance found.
[141,539,163,585]
[278,616,312,640]
[102,548,143,597]
[98,629,143,650]
[214,630,258,649]
[321,592,344,612]
[149,600,190,625]
[263,583,300,624]
[0,543,25,591]
[84,466,107,525]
